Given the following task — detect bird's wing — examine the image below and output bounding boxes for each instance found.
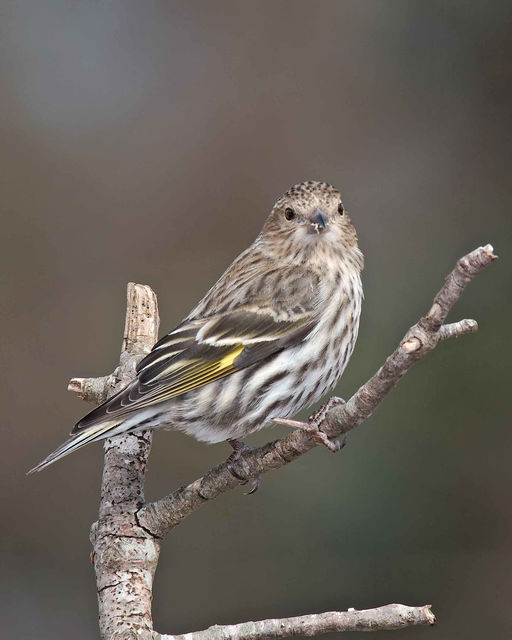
[72,302,318,433]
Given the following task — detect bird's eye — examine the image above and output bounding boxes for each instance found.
[284,207,295,221]
[338,202,344,215]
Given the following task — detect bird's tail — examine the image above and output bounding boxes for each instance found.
[27,420,123,474]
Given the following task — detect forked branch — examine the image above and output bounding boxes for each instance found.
[68,244,496,639]
[137,244,497,538]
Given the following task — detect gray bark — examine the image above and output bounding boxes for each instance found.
[88,284,160,640]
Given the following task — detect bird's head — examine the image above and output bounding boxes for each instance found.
[260,181,362,268]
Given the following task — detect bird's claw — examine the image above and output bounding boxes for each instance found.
[226,439,262,495]
[244,475,261,495]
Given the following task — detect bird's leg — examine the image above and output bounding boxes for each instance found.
[226,438,249,464]
[226,439,261,495]
[273,397,347,453]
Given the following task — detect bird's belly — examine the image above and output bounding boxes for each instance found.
[155,288,361,444]
[172,338,355,443]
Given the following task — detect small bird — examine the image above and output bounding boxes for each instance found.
[30,181,364,473]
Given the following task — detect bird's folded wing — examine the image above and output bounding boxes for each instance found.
[72,306,316,432]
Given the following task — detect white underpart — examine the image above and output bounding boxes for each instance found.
[213,373,243,415]
[184,267,362,442]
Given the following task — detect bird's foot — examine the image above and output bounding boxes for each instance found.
[226,439,261,495]
[310,396,346,429]
[226,438,250,464]
[273,397,346,453]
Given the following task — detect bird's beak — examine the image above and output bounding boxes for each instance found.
[308,209,328,233]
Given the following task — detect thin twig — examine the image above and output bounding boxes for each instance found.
[152,603,435,639]
[438,318,478,341]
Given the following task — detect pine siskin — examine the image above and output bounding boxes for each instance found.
[30,181,364,473]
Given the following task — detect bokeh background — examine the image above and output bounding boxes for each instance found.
[1,1,511,638]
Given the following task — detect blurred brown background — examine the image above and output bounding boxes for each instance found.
[1,1,511,638]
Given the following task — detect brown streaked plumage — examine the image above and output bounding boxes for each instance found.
[29,181,364,473]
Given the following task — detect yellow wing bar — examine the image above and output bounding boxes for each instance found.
[129,344,245,409]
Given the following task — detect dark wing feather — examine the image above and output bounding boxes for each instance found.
[73,262,322,433]
[72,308,316,433]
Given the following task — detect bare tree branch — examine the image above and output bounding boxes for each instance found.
[82,283,161,640]
[137,244,497,538]
[67,245,496,639]
[68,375,115,404]
[438,318,478,341]
[152,604,435,639]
